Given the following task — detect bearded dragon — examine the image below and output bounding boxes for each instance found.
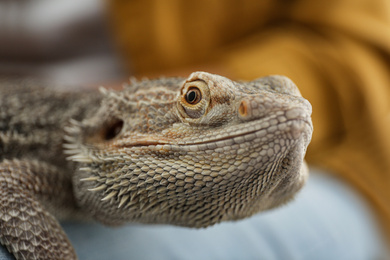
[0,72,312,259]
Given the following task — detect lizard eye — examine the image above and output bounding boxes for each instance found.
[185,87,202,105]
[178,80,210,119]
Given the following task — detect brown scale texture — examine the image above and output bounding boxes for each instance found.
[0,160,77,259]
[0,72,312,259]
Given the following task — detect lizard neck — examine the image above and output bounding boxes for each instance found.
[0,84,102,168]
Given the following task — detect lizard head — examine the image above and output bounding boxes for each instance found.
[65,71,313,227]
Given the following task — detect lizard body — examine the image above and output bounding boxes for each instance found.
[0,72,312,259]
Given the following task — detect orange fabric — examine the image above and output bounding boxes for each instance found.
[107,0,390,241]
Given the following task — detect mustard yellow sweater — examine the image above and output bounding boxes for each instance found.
[108,0,390,242]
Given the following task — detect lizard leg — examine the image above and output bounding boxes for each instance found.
[0,159,78,260]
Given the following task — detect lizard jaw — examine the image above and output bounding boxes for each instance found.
[110,109,312,150]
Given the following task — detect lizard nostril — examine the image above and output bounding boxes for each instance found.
[238,100,249,118]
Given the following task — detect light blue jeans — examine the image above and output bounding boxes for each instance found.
[0,169,386,259]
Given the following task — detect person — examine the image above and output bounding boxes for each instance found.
[0,0,389,259]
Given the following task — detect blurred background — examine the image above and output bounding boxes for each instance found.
[1,0,390,259]
[0,0,124,86]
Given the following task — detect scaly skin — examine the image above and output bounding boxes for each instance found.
[0,72,312,259]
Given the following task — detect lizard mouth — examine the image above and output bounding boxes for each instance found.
[115,116,312,149]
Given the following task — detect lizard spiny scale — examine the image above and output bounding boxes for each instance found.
[0,72,312,259]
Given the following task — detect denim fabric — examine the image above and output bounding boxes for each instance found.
[0,170,386,259]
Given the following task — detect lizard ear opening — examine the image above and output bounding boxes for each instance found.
[104,119,124,140]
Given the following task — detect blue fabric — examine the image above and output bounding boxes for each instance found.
[64,170,386,260]
[0,247,13,260]
[0,170,386,259]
